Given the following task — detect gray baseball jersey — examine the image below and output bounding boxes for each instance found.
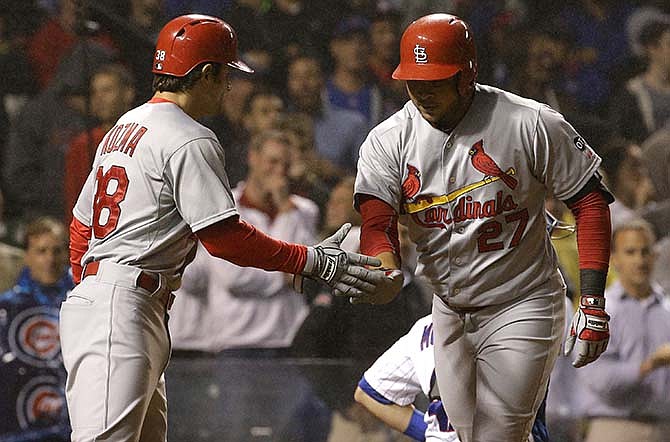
[355,84,601,307]
[73,99,238,288]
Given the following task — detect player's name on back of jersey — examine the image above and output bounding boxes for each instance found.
[99,123,148,157]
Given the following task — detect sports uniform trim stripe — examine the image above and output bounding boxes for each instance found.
[357,377,394,405]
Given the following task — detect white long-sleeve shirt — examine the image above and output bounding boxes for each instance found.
[169,184,319,352]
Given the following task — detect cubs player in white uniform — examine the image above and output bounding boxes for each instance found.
[354,14,613,442]
[354,315,549,442]
[59,15,386,442]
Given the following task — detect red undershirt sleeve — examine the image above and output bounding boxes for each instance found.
[566,189,611,295]
[195,216,307,275]
[358,194,400,263]
[70,216,92,284]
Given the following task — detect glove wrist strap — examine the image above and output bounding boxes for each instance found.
[303,246,317,275]
[580,294,605,309]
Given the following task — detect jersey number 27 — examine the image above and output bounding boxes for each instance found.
[93,165,129,239]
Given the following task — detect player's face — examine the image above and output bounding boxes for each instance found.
[611,228,656,295]
[202,65,232,116]
[406,76,468,128]
[25,232,68,286]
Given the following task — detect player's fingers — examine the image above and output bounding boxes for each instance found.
[338,274,376,294]
[332,282,364,298]
[327,223,352,246]
[346,252,382,268]
[346,265,386,284]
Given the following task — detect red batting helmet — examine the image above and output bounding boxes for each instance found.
[152,14,254,77]
[392,14,477,94]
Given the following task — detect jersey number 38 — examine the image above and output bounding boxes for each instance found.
[93,165,129,239]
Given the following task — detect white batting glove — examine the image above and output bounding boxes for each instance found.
[293,223,386,298]
[564,294,610,368]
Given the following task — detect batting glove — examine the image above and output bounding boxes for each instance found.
[564,294,610,367]
[293,223,385,298]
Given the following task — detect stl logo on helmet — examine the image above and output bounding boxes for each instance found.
[414,44,428,64]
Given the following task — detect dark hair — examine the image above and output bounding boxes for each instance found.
[152,62,222,93]
[639,21,670,48]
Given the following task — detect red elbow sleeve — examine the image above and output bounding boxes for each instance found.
[568,190,611,272]
[359,195,400,261]
[196,217,307,274]
[70,217,91,284]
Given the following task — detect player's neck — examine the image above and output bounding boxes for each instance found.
[152,91,202,119]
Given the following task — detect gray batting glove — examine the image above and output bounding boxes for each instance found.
[293,223,385,298]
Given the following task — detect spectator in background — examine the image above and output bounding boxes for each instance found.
[508,26,578,117]
[279,112,341,214]
[0,188,23,292]
[117,0,165,99]
[640,124,670,206]
[285,53,368,173]
[577,219,670,442]
[169,130,319,356]
[26,0,117,91]
[64,64,136,223]
[326,15,384,127]
[367,8,407,118]
[609,19,670,143]
[555,0,635,116]
[0,217,73,441]
[212,88,284,187]
[202,69,257,183]
[2,4,117,224]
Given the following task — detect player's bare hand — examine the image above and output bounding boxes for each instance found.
[564,294,610,368]
[350,269,403,305]
[294,223,385,296]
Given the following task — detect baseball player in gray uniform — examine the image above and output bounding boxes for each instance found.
[59,15,386,442]
[354,14,613,442]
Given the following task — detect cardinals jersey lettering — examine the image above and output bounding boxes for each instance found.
[73,100,238,289]
[355,84,600,307]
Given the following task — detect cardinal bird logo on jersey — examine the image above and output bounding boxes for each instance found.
[402,164,422,201]
[468,140,518,190]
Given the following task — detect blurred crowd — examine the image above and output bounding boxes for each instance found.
[1,0,670,441]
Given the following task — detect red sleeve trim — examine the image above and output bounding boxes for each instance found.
[70,216,91,284]
[359,195,400,261]
[195,217,307,274]
[567,190,611,272]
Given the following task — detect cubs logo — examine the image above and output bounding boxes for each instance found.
[401,164,422,201]
[414,44,428,64]
[16,376,67,429]
[8,307,61,367]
